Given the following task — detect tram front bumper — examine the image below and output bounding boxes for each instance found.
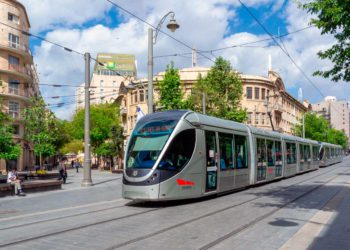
[122,184,160,201]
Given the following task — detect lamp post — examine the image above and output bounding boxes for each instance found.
[148,12,180,114]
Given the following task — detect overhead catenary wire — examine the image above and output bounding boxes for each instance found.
[106,0,215,63]
[238,0,326,99]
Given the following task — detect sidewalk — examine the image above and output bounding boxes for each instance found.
[0,169,123,219]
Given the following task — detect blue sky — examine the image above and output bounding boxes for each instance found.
[20,0,349,120]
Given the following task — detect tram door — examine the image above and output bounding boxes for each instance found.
[205,131,218,192]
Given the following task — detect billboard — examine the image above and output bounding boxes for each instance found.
[94,53,136,73]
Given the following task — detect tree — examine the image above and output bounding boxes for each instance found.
[69,103,124,168]
[301,0,350,82]
[156,62,185,110]
[189,57,247,122]
[23,97,59,166]
[59,139,84,155]
[295,112,348,148]
[0,110,21,162]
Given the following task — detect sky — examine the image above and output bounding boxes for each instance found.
[20,0,350,120]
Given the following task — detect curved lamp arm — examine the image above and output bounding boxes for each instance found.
[153,11,176,44]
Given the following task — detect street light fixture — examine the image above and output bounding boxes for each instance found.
[148,12,180,114]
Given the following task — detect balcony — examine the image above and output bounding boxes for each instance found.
[0,41,32,62]
[0,86,31,101]
[4,63,32,80]
[120,107,127,115]
[3,109,23,120]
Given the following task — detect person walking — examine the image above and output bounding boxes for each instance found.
[7,167,25,196]
[71,160,74,169]
[58,160,67,184]
[74,161,79,173]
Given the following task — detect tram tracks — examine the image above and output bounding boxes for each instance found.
[0,163,347,249]
[107,164,349,249]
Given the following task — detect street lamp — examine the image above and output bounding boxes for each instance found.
[148,12,180,114]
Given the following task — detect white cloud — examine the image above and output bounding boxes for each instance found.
[21,0,111,32]
[27,0,349,120]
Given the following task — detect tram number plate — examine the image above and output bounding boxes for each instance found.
[207,166,217,172]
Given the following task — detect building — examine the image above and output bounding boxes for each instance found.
[76,53,136,109]
[242,71,307,134]
[0,0,40,172]
[313,97,350,144]
[117,67,307,140]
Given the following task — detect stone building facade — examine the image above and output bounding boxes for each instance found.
[117,67,307,142]
[313,97,350,145]
[0,0,40,172]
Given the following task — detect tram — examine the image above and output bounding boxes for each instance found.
[122,110,343,201]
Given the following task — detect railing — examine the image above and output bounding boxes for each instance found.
[8,63,31,77]
[3,109,22,120]
[0,86,30,98]
[6,41,32,56]
[120,107,127,114]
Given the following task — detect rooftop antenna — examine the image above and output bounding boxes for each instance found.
[298,88,303,102]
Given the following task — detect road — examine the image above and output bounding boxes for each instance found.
[0,159,350,250]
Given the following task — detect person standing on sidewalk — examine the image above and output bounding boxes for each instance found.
[74,161,80,173]
[7,167,25,196]
[58,160,67,184]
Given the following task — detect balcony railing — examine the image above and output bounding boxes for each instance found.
[5,41,32,56]
[8,63,31,77]
[1,86,30,98]
[3,109,22,120]
[120,107,127,114]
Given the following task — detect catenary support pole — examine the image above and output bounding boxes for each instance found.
[147,28,154,114]
[82,52,93,187]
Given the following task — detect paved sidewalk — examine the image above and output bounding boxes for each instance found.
[0,169,123,219]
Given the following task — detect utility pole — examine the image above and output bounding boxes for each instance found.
[302,114,305,138]
[202,91,206,114]
[82,52,93,187]
[147,28,154,114]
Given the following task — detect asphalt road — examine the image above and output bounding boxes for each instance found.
[0,159,350,250]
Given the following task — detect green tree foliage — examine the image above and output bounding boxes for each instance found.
[0,110,21,160]
[69,103,124,167]
[301,0,350,82]
[189,57,247,122]
[60,139,84,155]
[295,112,348,148]
[157,62,185,110]
[23,97,60,165]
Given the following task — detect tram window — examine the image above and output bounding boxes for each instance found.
[331,148,335,158]
[275,141,282,162]
[299,144,305,162]
[158,129,196,171]
[235,135,248,169]
[218,133,234,170]
[319,147,324,160]
[313,146,320,160]
[266,140,275,166]
[304,145,310,161]
[286,142,296,164]
[256,138,267,166]
[206,131,217,167]
[325,147,330,159]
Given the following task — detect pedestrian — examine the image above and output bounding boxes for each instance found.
[58,160,67,184]
[74,161,79,173]
[71,160,74,169]
[7,167,25,196]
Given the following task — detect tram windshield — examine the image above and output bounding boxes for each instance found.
[125,111,186,169]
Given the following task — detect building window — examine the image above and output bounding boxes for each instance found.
[255,112,259,124]
[8,13,19,24]
[134,91,138,103]
[261,113,265,125]
[255,87,260,99]
[9,101,19,118]
[246,87,252,99]
[8,33,20,48]
[139,90,144,102]
[113,81,116,87]
[9,79,20,95]
[99,80,103,87]
[12,125,19,135]
[9,55,19,65]
[247,112,252,124]
[267,90,270,99]
[261,88,265,100]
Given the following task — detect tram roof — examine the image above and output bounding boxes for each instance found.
[184,112,248,133]
[320,142,342,148]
